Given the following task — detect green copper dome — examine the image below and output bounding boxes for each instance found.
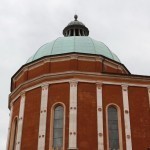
[27,36,120,63]
[27,16,120,63]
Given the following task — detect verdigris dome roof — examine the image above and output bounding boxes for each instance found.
[27,36,120,63]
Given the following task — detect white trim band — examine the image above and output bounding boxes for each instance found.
[15,93,26,150]
[68,81,78,149]
[122,85,132,150]
[38,84,49,150]
[96,83,104,150]
[10,77,150,106]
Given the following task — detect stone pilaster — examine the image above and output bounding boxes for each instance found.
[68,81,78,150]
[38,84,49,150]
[122,85,132,150]
[6,105,13,150]
[15,93,26,150]
[96,83,104,150]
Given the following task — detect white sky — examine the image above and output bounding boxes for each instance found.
[1,0,150,149]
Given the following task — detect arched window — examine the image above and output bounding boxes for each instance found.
[53,105,64,150]
[9,117,18,150]
[108,106,119,150]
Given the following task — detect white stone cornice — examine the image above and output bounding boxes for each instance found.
[28,62,43,70]
[70,54,78,59]
[43,58,50,63]
[11,71,150,98]
[23,67,28,72]
[14,67,28,81]
[95,57,103,62]
[10,71,150,98]
[104,61,118,69]
[9,78,150,108]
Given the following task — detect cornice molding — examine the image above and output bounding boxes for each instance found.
[10,71,150,97]
[9,71,150,109]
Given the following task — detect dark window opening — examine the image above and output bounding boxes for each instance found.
[53,106,64,149]
[80,29,82,36]
[108,106,119,150]
[71,29,73,36]
[75,29,79,36]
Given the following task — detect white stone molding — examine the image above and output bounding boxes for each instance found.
[70,54,78,60]
[147,87,150,108]
[10,78,150,108]
[96,83,104,150]
[122,85,132,150]
[6,105,13,150]
[68,81,78,149]
[38,84,49,150]
[15,93,26,150]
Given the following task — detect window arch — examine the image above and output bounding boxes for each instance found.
[9,117,18,150]
[106,104,122,150]
[50,103,65,150]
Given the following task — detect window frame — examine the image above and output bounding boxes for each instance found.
[106,104,123,150]
[49,102,66,150]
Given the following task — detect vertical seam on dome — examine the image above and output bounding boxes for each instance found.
[26,56,33,63]
[109,50,115,60]
[112,52,121,62]
[89,37,97,54]
[32,43,49,61]
[51,37,61,55]
[100,41,115,60]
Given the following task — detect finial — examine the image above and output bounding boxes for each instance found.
[74,14,78,21]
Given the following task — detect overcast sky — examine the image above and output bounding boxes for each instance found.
[1,0,150,149]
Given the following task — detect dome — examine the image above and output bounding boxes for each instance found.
[68,20,85,26]
[27,36,120,63]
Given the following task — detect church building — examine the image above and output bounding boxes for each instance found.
[6,15,150,150]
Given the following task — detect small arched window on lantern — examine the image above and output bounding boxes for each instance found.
[9,117,18,150]
[50,104,65,150]
[107,105,122,150]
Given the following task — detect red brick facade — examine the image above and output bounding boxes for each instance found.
[7,53,150,150]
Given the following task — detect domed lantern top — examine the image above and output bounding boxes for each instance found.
[63,15,89,36]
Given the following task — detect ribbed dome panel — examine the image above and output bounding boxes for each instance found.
[27,37,120,63]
